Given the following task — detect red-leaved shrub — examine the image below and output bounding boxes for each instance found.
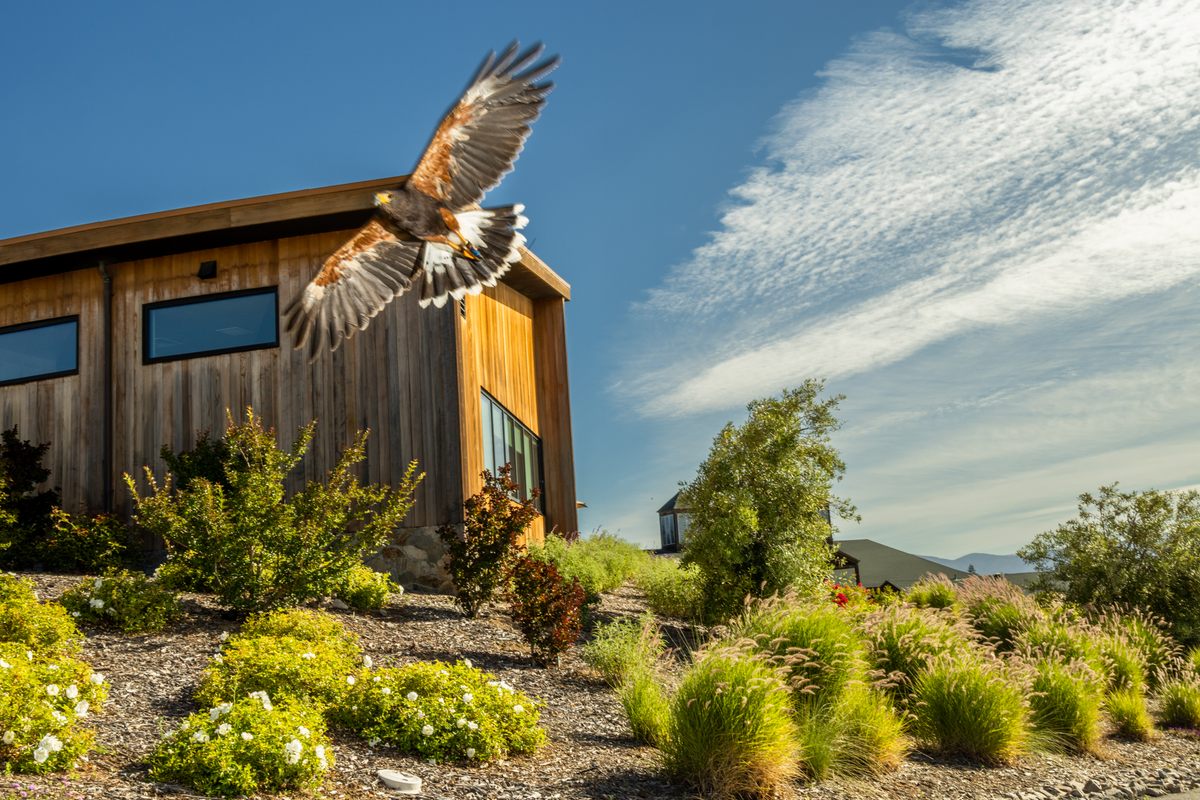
[508,555,585,667]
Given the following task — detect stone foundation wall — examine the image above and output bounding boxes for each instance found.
[369,525,454,593]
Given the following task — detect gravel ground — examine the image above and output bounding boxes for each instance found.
[8,574,1200,800]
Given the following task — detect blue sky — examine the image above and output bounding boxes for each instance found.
[3,1,1197,557]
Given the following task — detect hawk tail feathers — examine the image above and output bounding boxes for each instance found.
[418,205,528,309]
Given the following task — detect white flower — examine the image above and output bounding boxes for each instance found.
[213,654,224,664]
[66,684,78,700]
[466,747,476,759]
[368,737,380,747]
[209,703,233,720]
[0,659,9,669]
[512,704,524,714]
[2,731,14,744]
[346,675,356,685]
[241,732,253,741]
[421,724,434,736]
[372,676,381,682]
[71,611,81,618]
[52,711,67,724]
[457,717,467,728]
[217,723,232,736]
[406,691,418,701]
[468,721,478,731]
[218,631,229,642]
[363,655,373,669]
[74,700,89,718]
[315,744,328,769]
[47,664,59,671]
[381,687,391,695]
[284,738,303,764]
[462,658,473,669]
[437,697,445,705]
[191,731,209,743]
[25,651,33,661]
[301,652,316,660]
[41,734,63,753]
[46,684,60,697]
[297,726,310,738]
[90,673,105,684]
[33,747,49,764]
[180,720,190,731]
[248,691,273,711]
[462,692,473,703]
[499,680,513,693]
[89,598,104,610]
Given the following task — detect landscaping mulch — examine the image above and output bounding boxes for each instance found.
[11,575,1200,800]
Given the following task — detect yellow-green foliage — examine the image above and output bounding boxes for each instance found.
[910,655,1030,764]
[581,614,664,688]
[237,607,360,656]
[956,575,1043,651]
[196,636,363,711]
[0,574,80,657]
[60,571,181,633]
[858,605,971,700]
[1188,646,1200,676]
[529,532,649,602]
[618,669,670,747]
[1158,679,1200,729]
[334,564,401,611]
[1101,609,1178,691]
[149,694,331,798]
[906,574,957,609]
[1028,660,1103,754]
[634,558,703,621]
[1105,687,1154,740]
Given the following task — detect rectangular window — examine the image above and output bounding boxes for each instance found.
[0,317,78,386]
[480,391,543,510]
[144,287,278,363]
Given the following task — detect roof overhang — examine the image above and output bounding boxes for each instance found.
[0,175,570,300]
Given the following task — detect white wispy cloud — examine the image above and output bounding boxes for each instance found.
[618,0,1200,418]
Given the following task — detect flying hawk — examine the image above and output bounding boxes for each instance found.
[283,42,558,359]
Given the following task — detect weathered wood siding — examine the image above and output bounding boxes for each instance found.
[0,268,106,511]
[532,297,578,535]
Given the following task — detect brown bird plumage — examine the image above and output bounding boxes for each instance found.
[283,42,558,360]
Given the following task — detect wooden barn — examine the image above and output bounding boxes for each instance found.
[0,176,577,588]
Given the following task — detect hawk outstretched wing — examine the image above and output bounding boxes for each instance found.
[408,42,558,209]
[282,221,421,359]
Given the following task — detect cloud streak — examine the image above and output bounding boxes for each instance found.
[618,0,1200,418]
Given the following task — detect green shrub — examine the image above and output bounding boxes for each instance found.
[507,555,585,667]
[160,430,235,492]
[618,669,670,747]
[661,649,799,800]
[581,614,664,688]
[59,571,180,633]
[131,408,422,612]
[149,694,331,797]
[439,466,537,618]
[830,683,908,776]
[529,532,648,602]
[956,575,1042,651]
[859,605,969,700]
[196,634,364,711]
[635,557,703,620]
[1158,679,1200,728]
[0,428,60,569]
[1028,660,1102,754]
[910,656,1030,764]
[237,607,360,656]
[334,564,401,611]
[39,509,133,574]
[734,596,865,708]
[0,574,80,657]
[0,642,108,774]
[1105,687,1153,740]
[906,574,957,609]
[331,661,545,761]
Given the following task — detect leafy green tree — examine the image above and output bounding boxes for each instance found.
[680,380,858,622]
[1018,483,1200,645]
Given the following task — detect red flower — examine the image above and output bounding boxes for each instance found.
[835,592,849,607]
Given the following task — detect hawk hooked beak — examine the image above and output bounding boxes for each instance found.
[374,191,393,206]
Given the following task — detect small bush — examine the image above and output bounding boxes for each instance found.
[662,649,799,800]
[1028,660,1103,754]
[237,607,360,656]
[831,683,908,776]
[149,694,331,797]
[60,571,180,633]
[439,466,537,618]
[508,555,585,667]
[1158,679,1200,728]
[859,605,970,700]
[0,642,108,774]
[581,614,664,688]
[196,635,364,711]
[635,557,703,621]
[334,564,401,611]
[40,509,133,574]
[906,574,957,609]
[618,669,670,747]
[529,532,648,603]
[331,660,545,761]
[132,408,422,612]
[910,656,1030,764]
[0,574,80,657]
[1106,687,1153,740]
[956,575,1042,651]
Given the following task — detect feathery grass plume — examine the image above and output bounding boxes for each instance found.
[829,682,908,777]
[1014,617,1099,665]
[662,648,799,800]
[857,605,973,702]
[955,575,1043,652]
[618,669,670,747]
[1098,608,1180,691]
[1027,659,1103,754]
[910,654,1030,764]
[1158,679,1200,729]
[732,593,866,709]
[1095,632,1147,695]
[1105,687,1154,740]
[581,614,664,688]
[1188,646,1200,676]
[906,574,957,609]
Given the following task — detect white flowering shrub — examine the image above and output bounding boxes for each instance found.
[236,608,360,659]
[0,642,108,774]
[149,693,332,797]
[331,661,546,762]
[196,634,365,711]
[0,574,81,657]
[59,571,181,633]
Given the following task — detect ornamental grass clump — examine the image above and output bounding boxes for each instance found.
[1188,646,1200,676]
[1105,686,1154,740]
[1157,679,1200,729]
[906,574,957,609]
[0,574,80,657]
[0,641,108,774]
[149,693,331,798]
[1095,632,1147,694]
[910,655,1030,764]
[661,649,799,800]
[333,564,402,611]
[1100,609,1179,691]
[331,660,545,762]
[830,682,908,777]
[634,557,704,621]
[618,669,671,747]
[858,605,970,701]
[582,614,665,688]
[59,571,181,633]
[956,575,1042,652]
[1027,659,1103,754]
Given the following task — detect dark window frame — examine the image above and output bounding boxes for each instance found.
[480,389,545,513]
[0,315,80,388]
[142,286,279,365]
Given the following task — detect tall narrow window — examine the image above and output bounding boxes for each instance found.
[0,317,78,386]
[144,287,277,363]
[480,391,543,509]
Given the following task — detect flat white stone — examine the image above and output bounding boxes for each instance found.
[377,769,422,794]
